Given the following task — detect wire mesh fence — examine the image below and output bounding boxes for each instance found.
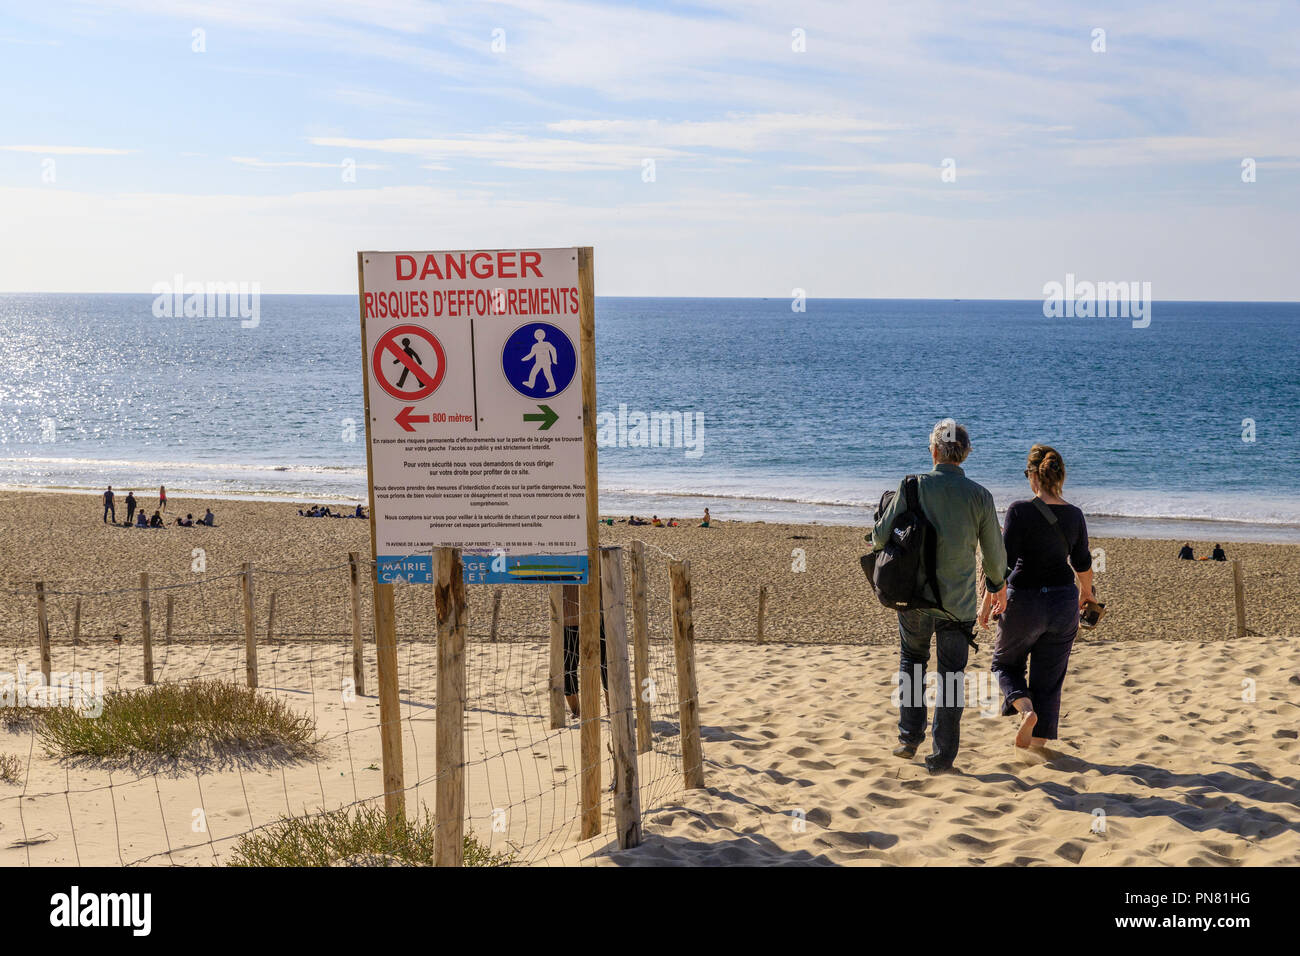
[0,542,698,867]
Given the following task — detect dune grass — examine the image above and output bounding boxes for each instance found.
[0,752,21,784]
[227,803,514,867]
[35,679,316,763]
[0,706,44,732]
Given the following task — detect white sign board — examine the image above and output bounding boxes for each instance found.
[359,248,588,584]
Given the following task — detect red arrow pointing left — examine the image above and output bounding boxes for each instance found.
[395,406,429,432]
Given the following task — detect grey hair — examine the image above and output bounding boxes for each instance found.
[929,418,971,464]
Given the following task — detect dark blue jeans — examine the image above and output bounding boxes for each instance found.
[990,585,1078,739]
[896,609,974,766]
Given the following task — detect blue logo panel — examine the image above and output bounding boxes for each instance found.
[463,553,588,585]
[501,322,577,399]
[376,555,432,584]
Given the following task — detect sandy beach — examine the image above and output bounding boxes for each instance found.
[2,489,1298,866]
[2,490,1297,646]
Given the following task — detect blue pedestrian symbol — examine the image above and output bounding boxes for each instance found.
[501,322,577,398]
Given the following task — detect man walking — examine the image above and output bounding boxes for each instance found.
[871,419,1007,773]
[102,485,116,524]
[125,491,137,527]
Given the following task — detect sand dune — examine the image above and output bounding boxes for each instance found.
[607,639,1300,866]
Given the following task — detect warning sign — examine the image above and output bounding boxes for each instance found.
[372,324,446,401]
[358,248,590,585]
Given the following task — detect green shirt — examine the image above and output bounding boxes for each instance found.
[871,463,1007,622]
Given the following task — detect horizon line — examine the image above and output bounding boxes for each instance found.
[2,291,1299,304]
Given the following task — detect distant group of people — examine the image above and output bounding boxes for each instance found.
[298,504,366,519]
[625,508,712,528]
[1178,542,1227,561]
[103,486,213,528]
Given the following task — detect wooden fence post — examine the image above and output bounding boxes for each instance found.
[348,552,365,697]
[548,584,565,729]
[35,581,51,683]
[266,590,277,644]
[600,547,642,849]
[579,575,603,839]
[629,540,652,754]
[373,579,404,826]
[140,572,154,685]
[756,585,768,643]
[1232,559,1247,638]
[71,597,81,648]
[490,588,502,643]
[668,559,706,790]
[164,594,174,646]
[240,563,258,688]
[434,547,467,866]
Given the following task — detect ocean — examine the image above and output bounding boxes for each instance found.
[1,294,1297,542]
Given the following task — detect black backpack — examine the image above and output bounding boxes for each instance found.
[860,475,949,618]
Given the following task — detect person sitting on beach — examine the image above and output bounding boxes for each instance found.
[981,445,1094,751]
[149,510,164,528]
[201,508,214,526]
[177,514,194,527]
[651,515,663,527]
[1178,543,1195,560]
[1211,543,1227,561]
[872,419,1007,774]
[354,504,366,519]
[667,518,679,526]
[628,515,648,526]
[134,509,148,528]
[700,507,711,528]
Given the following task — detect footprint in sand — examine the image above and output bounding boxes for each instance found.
[1055,841,1086,864]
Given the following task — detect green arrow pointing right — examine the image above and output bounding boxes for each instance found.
[523,404,559,430]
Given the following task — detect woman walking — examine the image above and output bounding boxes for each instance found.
[158,485,167,511]
[980,445,1095,749]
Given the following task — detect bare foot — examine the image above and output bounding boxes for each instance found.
[1015,709,1038,748]
[1028,736,1050,750]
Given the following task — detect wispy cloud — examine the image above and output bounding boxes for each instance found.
[230,156,387,170]
[1,144,132,155]
[309,134,687,172]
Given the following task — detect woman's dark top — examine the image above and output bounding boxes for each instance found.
[1003,499,1091,590]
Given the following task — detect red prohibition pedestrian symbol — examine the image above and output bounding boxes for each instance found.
[372,324,446,401]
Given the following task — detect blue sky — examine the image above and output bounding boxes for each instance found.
[2,0,1298,297]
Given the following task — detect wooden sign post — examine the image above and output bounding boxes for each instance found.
[357,257,405,829]
[576,245,602,840]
